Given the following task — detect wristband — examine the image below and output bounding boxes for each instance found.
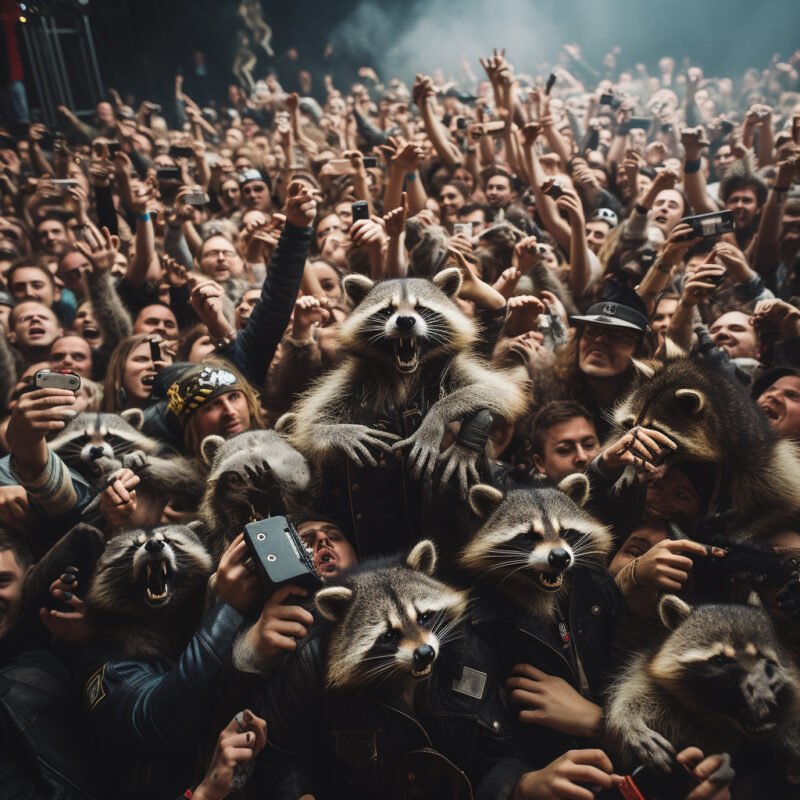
[210,330,237,349]
[136,212,150,222]
[405,172,417,182]
[683,158,702,174]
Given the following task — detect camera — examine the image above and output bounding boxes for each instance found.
[168,145,195,159]
[542,179,564,200]
[453,222,473,238]
[680,210,735,238]
[156,167,182,182]
[599,91,621,110]
[243,516,322,594]
[351,200,370,222]
[34,369,81,392]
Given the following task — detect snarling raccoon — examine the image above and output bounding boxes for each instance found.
[461,475,612,621]
[287,268,529,497]
[315,540,468,691]
[50,410,204,500]
[199,429,313,557]
[605,595,800,780]
[613,343,800,538]
[86,523,212,659]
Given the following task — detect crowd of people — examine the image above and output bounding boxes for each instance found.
[1,22,800,800]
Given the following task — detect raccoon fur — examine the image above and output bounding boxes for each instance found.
[287,268,530,496]
[613,343,800,538]
[86,523,212,659]
[198,429,313,557]
[50,410,204,500]
[460,475,613,621]
[605,595,800,782]
[315,540,468,692]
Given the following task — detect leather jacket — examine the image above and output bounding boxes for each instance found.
[68,601,244,800]
[253,616,533,800]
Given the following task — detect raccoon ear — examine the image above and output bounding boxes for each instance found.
[343,274,375,308]
[274,412,296,436]
[661,337,687,362]
[432,266,463,299]
[658,594,693,631]
[468,484,505,518]
[557,473,591,507]
[120,408,145,430]
[674,388,705,416]
[406,540,437,576]
[632,359,656,379]
[200,435,226,466]
[316,586,354,622]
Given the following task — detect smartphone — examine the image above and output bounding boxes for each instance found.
[456,116,467,130]
[184,190,210,206]
[680,210,735,238]
[545,73,557,96]
[719,119,735,135]
[351,200,370,222]
[93,139,121,158]
[324,158,355,175]
[628,117,652,131]
[149,338,161,362]
[51,179,78,194]
[706,269,728,287]
[542,180,563,200]
[156,167,182,181]
[599,92,621,109]
[169,145,195,159]
[453,222,473,238]
[34,369,81,392]
[483,120,506,136]
[362,156,378,169]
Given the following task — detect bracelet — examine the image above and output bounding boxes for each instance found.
[683,158,702,174]
[405,172,417,182]
[631,557,641,588]
[136,212,150,222]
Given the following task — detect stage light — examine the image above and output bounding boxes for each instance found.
[19,14,27,22]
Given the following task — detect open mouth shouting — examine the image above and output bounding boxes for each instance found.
[537,571,564,592]
[394,336,419,373]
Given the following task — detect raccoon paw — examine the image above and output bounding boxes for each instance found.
[437,443,480,497]
[121,450,149,473]
[395,420,446,482]
[334,424,399,468]
[707,752,735,785]
[627,722,676,773]
[610,464,638,496]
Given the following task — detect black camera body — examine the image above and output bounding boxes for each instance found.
[599,91,622,110]
[243,516,322,594]
[680,210,735,238]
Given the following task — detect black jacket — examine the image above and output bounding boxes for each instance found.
[254,617,533,800]
[0,647,107,800]
[468,563,623,768]
[68,601,244,800]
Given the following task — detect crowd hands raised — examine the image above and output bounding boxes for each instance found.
[0,30,800,800]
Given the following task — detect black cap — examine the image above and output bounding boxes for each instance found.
[570,302,650,333]
[751,367,800,399]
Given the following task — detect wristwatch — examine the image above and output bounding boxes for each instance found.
[210,329,237,349]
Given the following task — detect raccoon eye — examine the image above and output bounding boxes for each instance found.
[417,611,434,626]
[710,654,734,666]
[379,629,400,644]
[523,530,541,542]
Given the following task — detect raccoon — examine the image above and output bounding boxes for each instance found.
[315,540,468,692]
[50,410,204,500]
[605,595,800,781]
[613,343,800,537]
[86,523,213,659]
[460,475,613,621]
[288,268,530,498]
[198,429,313,557]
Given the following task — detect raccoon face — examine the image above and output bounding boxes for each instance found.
[339,269,475,374]
[650,596,800,738]
[461,477,612,602]
[316,541,468,690]
[201,430,312,537]
[50,410,154,474]
[88,524,212,616]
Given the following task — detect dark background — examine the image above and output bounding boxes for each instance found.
[18,0,800,113]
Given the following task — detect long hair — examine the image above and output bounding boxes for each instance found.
[102,333,157,413]
[182,357,267,461]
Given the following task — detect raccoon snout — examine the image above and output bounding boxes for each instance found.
[413,644,435,670]
[88,446,106,460]
[395,315,416,332]
[548,548,571,571]
[145,539,165,554]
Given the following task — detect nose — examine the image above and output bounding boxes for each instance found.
[396,315,416,332]
[145,539,164,553]
[88,446,105,460]
[413,644,435,670]
[548,547,571,570]
[574,445,588,465]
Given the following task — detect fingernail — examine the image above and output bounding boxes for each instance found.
[63,591,73,601]
[61,573,76,584]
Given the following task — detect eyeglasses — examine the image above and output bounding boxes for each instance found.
[202,249,237,259]
[582,324,640,347]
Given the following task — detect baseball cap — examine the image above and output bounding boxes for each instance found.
[570,302,650,333]
[166,364,240,424]
[751,366,800,399]
[589,208,619,228]
[238,168,272,192]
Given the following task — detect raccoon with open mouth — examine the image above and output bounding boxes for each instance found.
[605,595,800,792]
[285,268,529,556]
